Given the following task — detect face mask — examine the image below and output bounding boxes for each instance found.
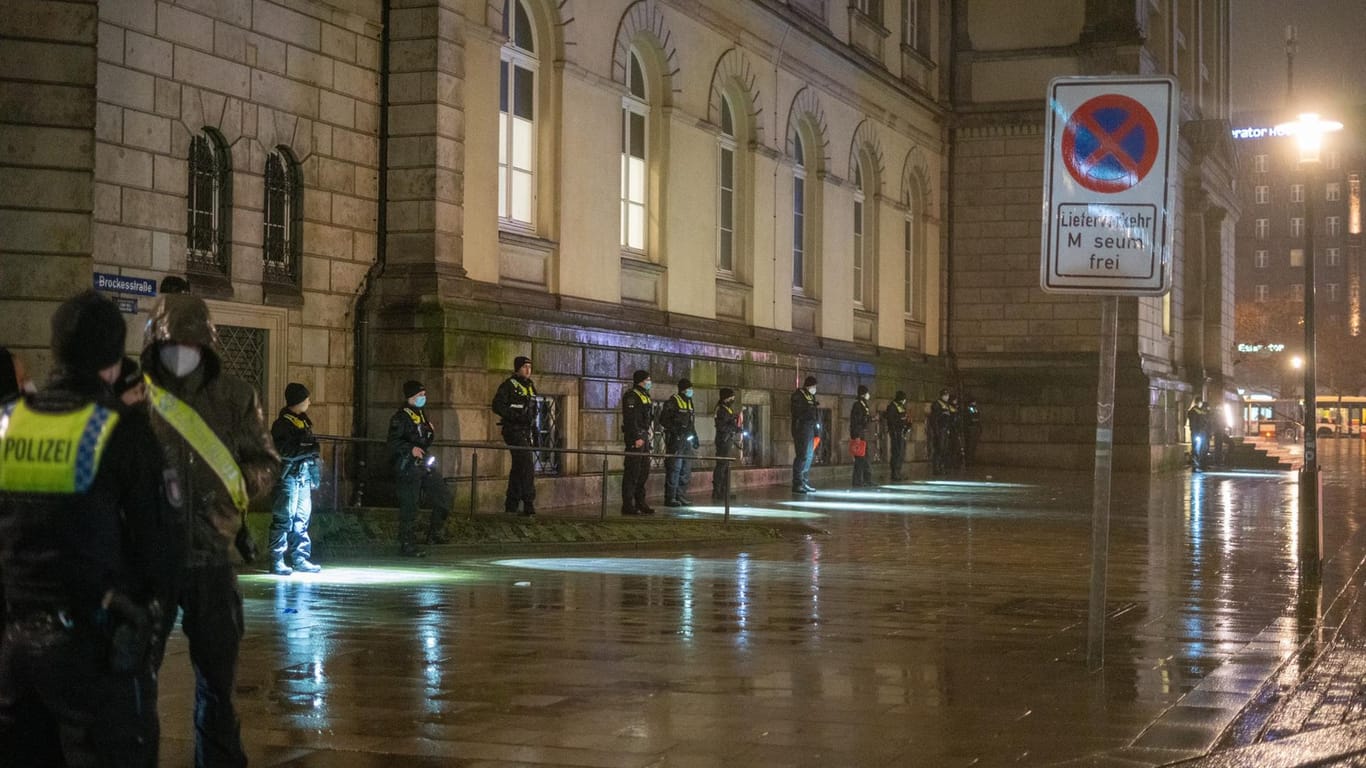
[414,395,427,408]
[159,344,202,377]
[940,394,949,402]
[806,386,817,395]
[642,381,652,392]
[20,381,36,395]
[684,388,694,399]
[862,393,870,401]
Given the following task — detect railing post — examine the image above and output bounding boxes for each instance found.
[723,458,731,523]
[600,456,608,520]
[331,440,341,513]
[470,449,478,517]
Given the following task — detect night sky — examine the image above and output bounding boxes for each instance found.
[1231,0,1366,114]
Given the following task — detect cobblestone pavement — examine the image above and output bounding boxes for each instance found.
[155,441,1366,767]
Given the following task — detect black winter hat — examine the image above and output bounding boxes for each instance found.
[802,375,818,388]
[719,387,735,400]
[51,290,125,374]
[677,377,692,391]
[514,355,531,371]
[403,380,425,399]
[857,384,869,397]
[113,357,141,396]
[894,390,907,402]
[632,369,651,385]
[285,382,310,406]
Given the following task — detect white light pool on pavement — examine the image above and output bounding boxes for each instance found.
[684,504,827,520]
[240,566,483,586]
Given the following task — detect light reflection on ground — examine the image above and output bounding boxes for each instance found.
[239,566,483,585]
[682,504,828,520]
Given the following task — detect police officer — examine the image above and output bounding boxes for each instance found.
[660,377,698,506]
[962,397,982,468]
[492,356,538,516]
[142,292,279,768]
[929,388,955,475]
[1187,399,1211,471]
[884,391,910,482]
[791,376,820,494]
[850,385,874,487]
[270,383,322,575]
[620,370,655,515]
[712,388,741,501]
[388,380,452,554]
[0,290,184,765]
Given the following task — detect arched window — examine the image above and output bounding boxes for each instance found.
[499,0,537,226]
[263,148,301,287]
[903,211,915,318]
[717,95,736,274]
[853,161,866,306]
[792,132,807,292]
[186,130,231,276]
[620,49,648,252]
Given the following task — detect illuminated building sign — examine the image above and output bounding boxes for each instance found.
[1237,343,1287,353]
[1230,125,1292,140]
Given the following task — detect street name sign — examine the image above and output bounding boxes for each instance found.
[1040,76,1178,295]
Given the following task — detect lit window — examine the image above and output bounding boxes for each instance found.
[1254,185,1269,204]
[498,0,537,226]
[1254,249,1268,268]
[263,148,301,287]
[1290,248,1304,267]
[1326,182,1341,202]
[1254,218,1269,239]
[187,130,231,276]
[620,51,648,252]
[717,96,736,274]
[1326,247,1341,266]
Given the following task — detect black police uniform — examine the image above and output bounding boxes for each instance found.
[660,392,697,505]
[492,374,538,515]
[712,400,741,500]
[850,397,874,487]
[790,388,819,492]
[929,396,957,474]
[0,376,183,766]
[620,384,654,514]
[963,400,982,468]
[387,404,451,550]
[269,408,320,570]
[884,399,909,481]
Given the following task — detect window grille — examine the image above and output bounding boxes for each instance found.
[530,394,562,475]
[813,408,833,465]
[263,149,301,287]
[186,132,231,277]
[216,325,268,401]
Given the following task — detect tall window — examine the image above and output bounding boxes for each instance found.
[1291,217,1304,237]
[852,160,867,307]
[1290,248,1304,267]
[1254,249,1268,268]
[1328,283,1341,301]
[903,214,914,316]
[1254,218,1269,239]
[792,133,807,292]
[1254,185,1269,204]
[1327,151,1340,170]
[620,50,648,252]
[1291,184,1304,203]
[1327,247,1341,266]
[902,0,923,50]
[854,0,882,20]
[717,96,736,274]
[186,130,230,276]
[499,0,537,226]
[1255,284,1269,302]
[1326,182,1341,202]
[263,148,301,286]
[1327,216,1342,236]
[1253,154,1268,173]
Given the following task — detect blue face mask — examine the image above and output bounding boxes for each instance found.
[684,388,694,399]
[414,395,427,408]
[642,381,653,392]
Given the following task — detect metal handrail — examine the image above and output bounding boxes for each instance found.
[310,434,738,522]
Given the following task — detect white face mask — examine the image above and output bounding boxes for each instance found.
[806,386,817,395]
[160,344,202,377]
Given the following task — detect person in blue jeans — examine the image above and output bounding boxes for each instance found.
[791,375,820,493]
[269,382,322,575]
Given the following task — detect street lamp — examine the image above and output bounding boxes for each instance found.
[1275,112,1343,576]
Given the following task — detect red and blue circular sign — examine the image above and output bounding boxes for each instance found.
[1061,94,1160,194]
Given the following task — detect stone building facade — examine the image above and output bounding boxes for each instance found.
[1,0,1239,483]
[948,0,1237,471]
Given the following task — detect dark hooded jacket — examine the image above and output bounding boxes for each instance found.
[141,295,279,566]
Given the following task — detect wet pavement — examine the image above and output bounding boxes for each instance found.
[156,441,1366,767]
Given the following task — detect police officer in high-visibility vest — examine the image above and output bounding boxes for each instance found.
[712,388,741,501]
[388,380,452,555]
[620,370,655,515]
[142,292,279,768]
[884,391,910,482]
[0,290,184,765]
[492,356,538,516]
[791,376,820,494]
[660,377,698,506]
[269,383,322,575]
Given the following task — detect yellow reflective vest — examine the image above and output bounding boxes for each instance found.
[0,400,120,494]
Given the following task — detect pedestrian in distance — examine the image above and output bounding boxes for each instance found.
[884,391,910,482]
[620,370,655,515]
[791,375,820,493]
[1186,399,1211,471]
[712,388,742,501]
[492,355,538,516]
[0,290,185,766]
[962,396,982,468]
[142,292,279,768]
[660,377,698,506]
[388,380,452,555]
[850,385,874,487]
[269,383,322,575]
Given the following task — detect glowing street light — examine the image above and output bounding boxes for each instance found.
[1291,355,1303,369]
[1274,112,1343,577]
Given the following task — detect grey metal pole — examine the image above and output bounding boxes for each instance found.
[470,450,478,517]
[1301,162,1322,576]
[600,457,609,520]
[1086,295,1119,672]
[723,458,731,523]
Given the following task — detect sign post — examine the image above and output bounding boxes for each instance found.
[1040,76,1178,671]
